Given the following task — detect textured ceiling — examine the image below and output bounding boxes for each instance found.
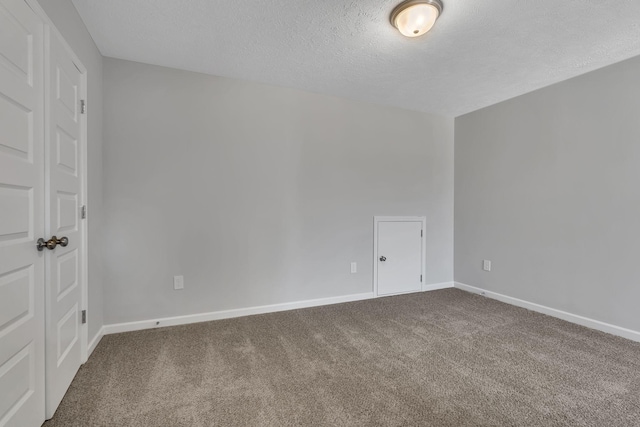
[72,0,640,117]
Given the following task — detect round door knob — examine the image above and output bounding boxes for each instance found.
[379,256,387,262]
[36,236,69,251]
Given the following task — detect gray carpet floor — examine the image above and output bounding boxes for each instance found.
[44,289,640,426]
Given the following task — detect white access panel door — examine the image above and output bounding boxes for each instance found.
[0,0,46,426]
[44,28,85,418]
[376,220,424,296]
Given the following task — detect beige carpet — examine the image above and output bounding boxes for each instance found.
[44,289,640,426]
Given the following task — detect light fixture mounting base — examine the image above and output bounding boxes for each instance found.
[390,0,444,28]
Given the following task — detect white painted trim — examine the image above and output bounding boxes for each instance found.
[103,292,374,335]
[87,327,104,358]
[422,281,454,292]
[454,282,640,343]
[373,216,427,222]
[78,54,89,364]
[373,216,427,298]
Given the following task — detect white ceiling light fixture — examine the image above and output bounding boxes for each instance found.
[390,0,443,38]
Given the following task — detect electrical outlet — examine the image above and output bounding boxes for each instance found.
[350,262,357,274]
[173,275,184,290]
[483,260,491,272]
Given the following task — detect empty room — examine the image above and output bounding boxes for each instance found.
[1,0,640,425]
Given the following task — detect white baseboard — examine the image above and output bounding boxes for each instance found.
[103,292,375,335]
[454,282,640,343]
[87,326,104,357]
[423,281,454,292]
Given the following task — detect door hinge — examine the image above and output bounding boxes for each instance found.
[420,274,423,282]
[81,310,87,324]
[80,100,86,114]
[81,205,87,219]
[421,230,423,237]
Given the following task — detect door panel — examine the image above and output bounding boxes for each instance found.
[56,191,77,232]
[56,249,77,299]
[0,266,33,331]
[377,221,423,296]
[0,0,45,426]
[45,28,84,419]
[56,128,77,176]
[0,185,31,241]
[0,95,31,159]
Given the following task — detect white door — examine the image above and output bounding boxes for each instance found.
[375,218,424,296]
[0,0,46,426]
[44,27,85,418]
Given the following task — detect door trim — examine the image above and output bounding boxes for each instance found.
[25,0,90,364]
[373,216,427,297]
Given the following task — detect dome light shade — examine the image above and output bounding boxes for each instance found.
[390,0,443,38]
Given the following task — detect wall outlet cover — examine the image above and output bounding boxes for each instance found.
[174,275,184,290]
[483,260,492,272]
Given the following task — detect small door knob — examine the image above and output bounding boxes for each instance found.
[379,256,386,262]
[37,236,69,251]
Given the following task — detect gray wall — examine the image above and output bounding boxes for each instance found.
[455,55,640,332]
[102,58,454,325]
[37,0,104,341]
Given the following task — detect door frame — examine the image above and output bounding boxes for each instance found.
[373,216,427,297]
[26,0,90,364]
